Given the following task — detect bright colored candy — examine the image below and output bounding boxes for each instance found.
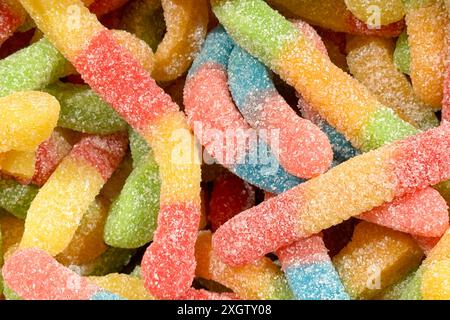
[0,91,60,153]
[20,133,128,256]
[0,0,27,46]
[0,150,36,181]
[104,142,160,249]
[56,197,109,266]
[44,82,127,134]
[346,36,439,130]
[298,97,360,165]
[185,26,302,193]
[2,248,123,300]
[333,222,423,299]
[358,188,449,237]
[151,0,209,82]
[88,273,154,300]
[266,0,404,36]
[212,124,450,266]
[421,229,450,299]
[19,0,203,298]
[400,267,423,300]
[0,38,72,98]
[212,0,416,152]
[181,289,239,300]
[100,154,133,202]
[31,129,73,186]
[227,44,333,178]
[413,235,441,255]
[276,235,350,300]
[209,173,255,231]
[344,0,405,26]
[0,176,38,219]
[376,269,418,300]
[195,231,293,300]
[393,31,411,75]
[405,0,447,108]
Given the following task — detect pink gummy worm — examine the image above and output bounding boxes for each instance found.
[359,187,449,237]
[184,62,253,165]
[213,124,450,266]
[2,248,100,300]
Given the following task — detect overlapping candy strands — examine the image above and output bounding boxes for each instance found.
[344,0,405,26]
[227,44,333,178]
[333,221,423,299]
[226,24,347,299]
[0,0,27,46]
[103,130,160,249]
[266,0,404,36]
[120,0,209,82]
[276,235,349,300]
[56,197,109,266]
[20,133,128,256]
[404,0,448,109]
[18,0,203,299]
[212,123,450,266]
[195,231,293,300]
[212,0,450,227]
[346,36,438,130]
[2,248,124,300]
[185,26,302,194]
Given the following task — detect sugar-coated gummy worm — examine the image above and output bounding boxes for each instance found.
[213,124,450,266]
[31,129,73,186]
[211,0,416,152]
[420,228,450,299]
[56,197,109,266]
[404,0,447,109]
[298,97,360,165]
[0,0,27,46]
[44,82,128,135]
[344,0,405,26]
[413,235,440,255]
[0,91,60,153]
[0,176,38,219]
[227,44,333,178]
[20,133,128,256]
[0,150,36,181]
[0,212,24,256]
[276,235,350,300]
[443,1,450,122]
[18,0,202,299]
[103,146,160,249]
[346,36,439,130]
[266,0,404,36]
[2,248,124,300]
[393,31,411,75]
[0,38,72,98]
[333,222,423,299]
[195,231,294,300]
[185,26,302,193]
[150,0,209,82]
